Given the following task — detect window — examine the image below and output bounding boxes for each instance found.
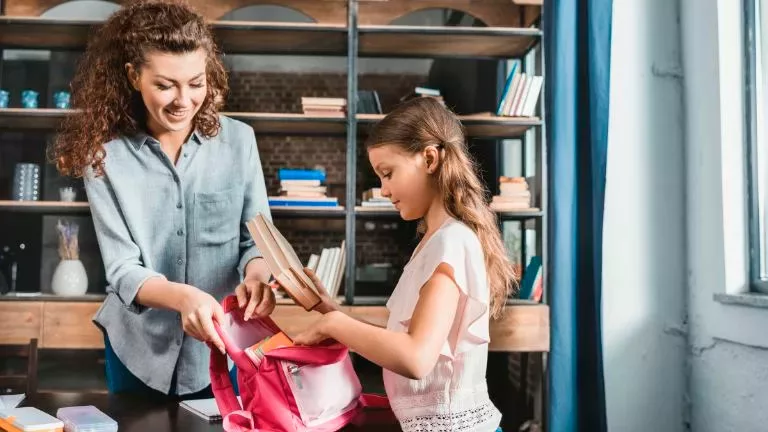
[745,0,768,292]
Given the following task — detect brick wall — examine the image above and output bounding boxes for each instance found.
[227,71,427,275]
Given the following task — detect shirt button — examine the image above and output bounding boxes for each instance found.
[177,258,183,265]
[176,202,182,209]
[177,229,183,236]
[183,153,188,158]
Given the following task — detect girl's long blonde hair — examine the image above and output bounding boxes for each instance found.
[366,97,517,318]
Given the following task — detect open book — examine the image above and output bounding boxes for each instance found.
[246,213,322,311]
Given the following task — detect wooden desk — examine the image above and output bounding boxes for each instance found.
[21,392,401,431]
[0,297,550,353]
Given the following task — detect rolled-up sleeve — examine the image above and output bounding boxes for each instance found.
[237,127,272,279]
[84,167,166,313]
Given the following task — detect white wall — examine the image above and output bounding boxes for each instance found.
[682,0,768,430]
[602,0,688,431]
[605,0,768,429]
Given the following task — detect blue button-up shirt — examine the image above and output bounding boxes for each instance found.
[84,115,271,394]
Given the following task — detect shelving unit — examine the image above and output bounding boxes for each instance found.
[0,1,549,427]
[0,0,547,343]
[0,0,546,302]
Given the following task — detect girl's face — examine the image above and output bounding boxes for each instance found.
[368,144,440,221]
[127,49,207,136]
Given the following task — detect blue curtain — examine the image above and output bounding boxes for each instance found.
[544,0,612,431]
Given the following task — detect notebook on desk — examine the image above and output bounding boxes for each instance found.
[0,394,24,410]
[179,397,241,422]
[246,213,322,311]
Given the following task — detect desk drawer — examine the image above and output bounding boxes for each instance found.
[0,301,43,344]
[42,302,103,349]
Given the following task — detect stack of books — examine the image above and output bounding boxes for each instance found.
[305,241,346,299]
[269,168,342,210]
[490,176,534,211]
[400,86,445,106]
[301,97,346,117]
[359,188,395,210]
[496,64,544,117]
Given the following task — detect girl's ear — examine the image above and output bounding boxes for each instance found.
[423,145,441,174]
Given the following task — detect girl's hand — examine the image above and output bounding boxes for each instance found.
[301,268,340,314]
[235,279,277,321]
[293,311,340,345]
[178,285,226,354]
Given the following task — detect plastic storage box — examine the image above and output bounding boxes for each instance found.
[55,406,117,432]
[0,407,64,432]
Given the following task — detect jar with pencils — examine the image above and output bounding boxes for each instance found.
[51,220,88,296]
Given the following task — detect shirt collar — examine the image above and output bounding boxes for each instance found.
[128,129,206,151]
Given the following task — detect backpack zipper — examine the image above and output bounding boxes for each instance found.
[287,364,303,390]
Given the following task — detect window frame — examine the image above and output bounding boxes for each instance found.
[743,0,768,293]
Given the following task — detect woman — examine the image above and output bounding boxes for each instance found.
[52,0,276,398]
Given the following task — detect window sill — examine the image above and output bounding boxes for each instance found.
[713,292,768,309]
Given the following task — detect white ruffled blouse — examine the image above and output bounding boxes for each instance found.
[383,218,502,432]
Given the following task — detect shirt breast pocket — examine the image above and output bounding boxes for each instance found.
[194,188,242,246]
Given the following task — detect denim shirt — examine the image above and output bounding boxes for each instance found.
[84,115,271,394]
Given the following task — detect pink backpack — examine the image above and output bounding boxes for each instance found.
[210,296,391,431]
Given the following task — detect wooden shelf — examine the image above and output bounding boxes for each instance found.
[228,112,347,136]
[354,206,399,218]
[0,108,69,129]
[355,206,543,220]
[269,206,347,218]
[496,208,543,220]
[358,25,542,59]
[358,113,541,139]
[0,17,347,55]
[0,200,346,218]
[0,109,540,138]
[0,201,90,214]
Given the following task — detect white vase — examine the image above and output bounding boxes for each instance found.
[51,259,88,296]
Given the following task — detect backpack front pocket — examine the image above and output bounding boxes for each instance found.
[281,356,362,426]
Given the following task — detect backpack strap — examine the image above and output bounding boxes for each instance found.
[209,346,242,419]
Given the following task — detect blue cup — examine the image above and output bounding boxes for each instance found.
[21,90,38,109]
[0,90,8,108]
[53,91,70,109]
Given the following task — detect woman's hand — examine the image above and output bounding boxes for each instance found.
[234,279,276,321]
[178,285,227,354]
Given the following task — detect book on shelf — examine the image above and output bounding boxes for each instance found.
[271,168,342,209]
[357,90,383,114]
[399,86,445,106]
[301,97,346,116]
[305,240,346,299]
[496,65,543,118]
[518,256,543,302]
[490,176,535,211]
[360,187,395,209]
[246,214,322,311]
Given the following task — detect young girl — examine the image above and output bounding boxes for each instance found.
[289,97,515,431]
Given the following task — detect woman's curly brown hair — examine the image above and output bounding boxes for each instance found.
[52,0,228,177]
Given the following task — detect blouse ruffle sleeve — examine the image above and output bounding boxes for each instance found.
[387,231,491,359]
